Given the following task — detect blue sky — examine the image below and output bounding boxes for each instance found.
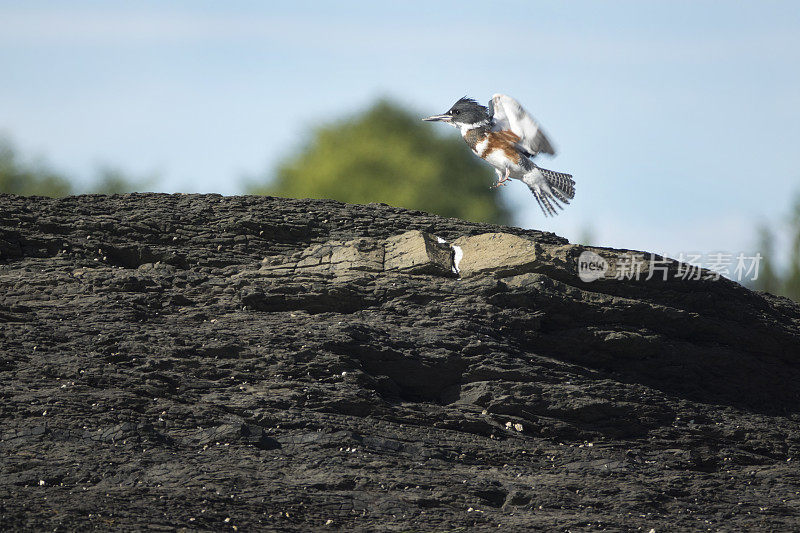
[1,1,799,265]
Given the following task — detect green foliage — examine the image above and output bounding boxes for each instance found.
[784,193,800,301]
[90,165,154,195]
[247,99,510,224]
[577,226,596,246]
[753,224,781,295]
[0,137,147,196]
[753,191,800,302]
[0,138,73,196]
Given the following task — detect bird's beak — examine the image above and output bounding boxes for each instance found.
[422,113,451,123]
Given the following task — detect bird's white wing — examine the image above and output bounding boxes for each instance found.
[489,94,555,157]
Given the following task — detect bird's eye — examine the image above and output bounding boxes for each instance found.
[453,109,460,115]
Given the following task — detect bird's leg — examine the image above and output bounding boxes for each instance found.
[490,169,503,187]
[490,168,511,189]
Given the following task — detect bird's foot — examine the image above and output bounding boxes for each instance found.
[490,168,512,189]
[490,173,511,189]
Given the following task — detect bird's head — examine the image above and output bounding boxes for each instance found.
[423,97,489,132]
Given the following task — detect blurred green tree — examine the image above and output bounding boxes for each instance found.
[784,193,800,301]
[753,224,781,296]
[90,165,154,195]
[577,225,596,246]
[247,99,510,224]
[752,191,800,302]
[0,136,148,196]
[0,137,73,196]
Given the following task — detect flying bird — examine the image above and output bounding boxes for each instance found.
[423,94,575,216]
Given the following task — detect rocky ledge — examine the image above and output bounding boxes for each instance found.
[1,193,800,531]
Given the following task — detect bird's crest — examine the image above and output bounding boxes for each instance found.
[454,96,487,114]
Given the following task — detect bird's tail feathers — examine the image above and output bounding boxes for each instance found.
[523,167,575,217]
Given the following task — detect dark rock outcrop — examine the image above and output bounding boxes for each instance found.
[1,193,799,531]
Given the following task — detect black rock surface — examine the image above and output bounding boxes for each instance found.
[1,193,800,531]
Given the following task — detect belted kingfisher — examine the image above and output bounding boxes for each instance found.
[423,94,575,216]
